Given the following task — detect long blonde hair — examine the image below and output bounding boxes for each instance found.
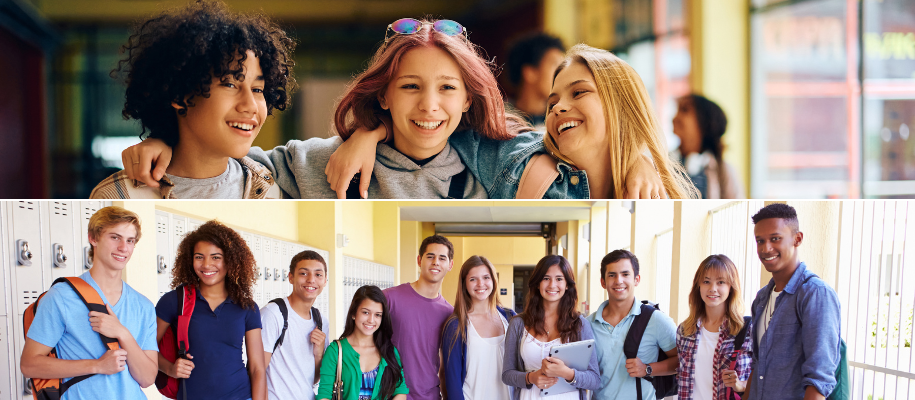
[681,254,745,337]
[445,255,502,350]
[544,44,698,199]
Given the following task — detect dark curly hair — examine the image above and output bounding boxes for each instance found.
[171,220,257,309]
[751,203,800,233]
[113,0,296,147]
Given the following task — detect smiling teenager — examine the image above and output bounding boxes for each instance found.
[441,256,517,400]
[318,286,408,400]
[155,221,266,400]
[587,250,678,400]
[384,235,456,400]
[502,255,600,400]
[260,251,330,400]
[91,0,292,199]
[745,204,841,400]
[20,207,158,400]
[676,255,753,400]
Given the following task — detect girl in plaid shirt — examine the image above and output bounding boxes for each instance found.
[676,255,753,400]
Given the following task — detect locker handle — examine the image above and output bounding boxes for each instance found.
[24,376,32,394]
[157,255,167,274]
[265,267,272,280]
[52,243,67,268]
[16,240,32,266]
[274,268,280,281]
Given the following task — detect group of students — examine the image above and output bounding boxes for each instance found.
[89,0,704,201]
[20,203,843,400]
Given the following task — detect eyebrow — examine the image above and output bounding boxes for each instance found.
[194,252,223,256]
[396,74,460,81]
[548,79,592,99]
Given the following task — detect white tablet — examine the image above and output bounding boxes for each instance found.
[540,339,595,397]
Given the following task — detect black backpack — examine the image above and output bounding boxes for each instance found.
[622,301,678,400]
[269,298,323,352]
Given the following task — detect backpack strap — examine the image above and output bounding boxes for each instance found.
[516,154,560,199]
[177,285,196,358]
[55,277,121,394]
[312,307,323,332]
[447,168,469,199]
[623,303,656,400]
[270,298,289,352]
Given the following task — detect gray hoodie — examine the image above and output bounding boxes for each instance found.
[247,136,487,199]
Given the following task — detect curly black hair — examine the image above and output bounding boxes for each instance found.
[171,220,258,309]
[113,0,296,147]
[751,203,800,233]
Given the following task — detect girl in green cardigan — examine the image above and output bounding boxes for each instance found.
[318,286,408,400]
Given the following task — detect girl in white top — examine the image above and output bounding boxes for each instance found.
[442,255,517,400]
[675,254,754,400]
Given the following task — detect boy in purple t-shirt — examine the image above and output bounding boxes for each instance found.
[384,235,455,400]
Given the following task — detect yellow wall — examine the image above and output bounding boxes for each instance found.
[691,0,751,189]
[156,201,300,242]
[630,202,675,306]
[670,200,730,323]
[587,204,609,315]
[372,202,400,270]
[341,202,374,260]
[787,201,841,285]
[296,202,345,336]
[399,221,422,284]
[543,0,579,48]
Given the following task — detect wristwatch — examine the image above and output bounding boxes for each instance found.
[645,364,653,377]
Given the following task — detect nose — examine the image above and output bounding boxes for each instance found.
[418,88,440,112]
[236,87,258,114]
[551,99,568,115]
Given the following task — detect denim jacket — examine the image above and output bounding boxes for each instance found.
[749,262,841,399]
[448,129,591,199]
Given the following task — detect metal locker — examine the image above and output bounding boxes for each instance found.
[156,211,171,302]
[10,201,44,319]
[251,235,266,306]
[77,201,109,273]
[265,238,278,302]
[0,315,12,399]
[187,219,203,233]
[42,202,78,286]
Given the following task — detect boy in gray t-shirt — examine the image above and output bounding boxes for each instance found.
[261,251,329,400]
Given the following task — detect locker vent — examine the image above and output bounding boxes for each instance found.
[22,290,39,305]
[53,202,70,216]
[84,207,99,221]
[157,220,167,234]
[17,201,34,210]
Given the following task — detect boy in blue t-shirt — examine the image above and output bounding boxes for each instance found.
[20,206,158,399]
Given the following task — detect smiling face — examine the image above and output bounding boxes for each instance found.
[601,258,640,303]
[545,61,608,163]
[672,97,702,155]
[538,264,567,304]
[417,243,454,284]
[353,298,384,337]
[88,222,138,272]
[174,49,267,160]
[381,46,471,160]
[289,259,326,303]
[465,264,494,302]
[699,269,731,310]
[193,241,227,288]
[754,218,802,277]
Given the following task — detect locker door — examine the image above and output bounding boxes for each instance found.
[9,201,43,400]
[266,239,278,302]
[155,211,171,301]
[0,316,12,399]
[251,235,266,306]
[42,202,78,285]
[77,201,108,273]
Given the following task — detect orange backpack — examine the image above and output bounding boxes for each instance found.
[22,277,120,400]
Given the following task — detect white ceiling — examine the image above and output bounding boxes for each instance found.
[399,206,593,223]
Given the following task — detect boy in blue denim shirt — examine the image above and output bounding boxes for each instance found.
[746,204,841,400]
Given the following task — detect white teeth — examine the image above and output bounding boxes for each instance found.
[413,120,444,130]
[764,255,777,261]
[112,255,126,261]
[229,122,254,131]
[202,271,216,276]
[558,120,581,133]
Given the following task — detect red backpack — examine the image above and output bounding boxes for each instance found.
[22,277,121,400]
[155,285,197,399]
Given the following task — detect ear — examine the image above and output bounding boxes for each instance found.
[600,277,607,290]
[463,96,471,113]
[521,65,539,85]
[794,231,804,247]
[171,101,183,111]
[633,274,641,287]
[378,94,389,110]
[416,254,422,267]
[88,232,98,247]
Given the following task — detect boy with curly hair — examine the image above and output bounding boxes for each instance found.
[90,0,293,199]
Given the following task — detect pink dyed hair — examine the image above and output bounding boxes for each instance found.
[334,19,529,140]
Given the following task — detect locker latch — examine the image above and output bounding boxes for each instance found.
[157,255,168,274]
[265,267,272,280]
[16,240,32,266]
[83,246,93,270]
[274,268,280,281]
[24,376,32,394]
[52,243,67,268]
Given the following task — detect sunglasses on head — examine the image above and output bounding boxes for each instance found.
[382,18,467,50]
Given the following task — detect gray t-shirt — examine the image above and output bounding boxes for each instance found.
[261,298,330,400]
[165,158,246,199]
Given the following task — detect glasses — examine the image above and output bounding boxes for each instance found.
[382,18,467,50]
